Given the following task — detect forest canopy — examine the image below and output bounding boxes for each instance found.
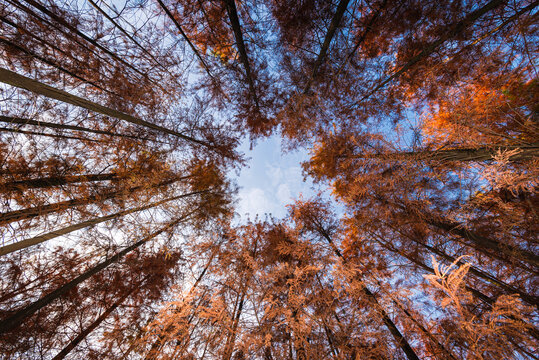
[0,0,537,359]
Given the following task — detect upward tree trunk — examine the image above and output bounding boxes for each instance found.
[302,0,351,94]
[143,248,218,359]
[223,0,260,109]
[352,143,539,163]
[86,0,172,75]
[0,68,210,147]
[425,213,539,268]
[0,126,96,142]
[377,225,539,307]
[2,172,118,192]
[20,0,155,85]
[0,218,184,334]
[155,0,215,80]
[51,279,145,360]
[335,0,388,76]
[356,0,506,104]
[307,218,420,360]
[371,233,539,343]
[0,190,206,256]
[0,176,187,226]
[0,35,116,96]
[0,116,157,141]
[222,286,247,360]
[377,195,539,270]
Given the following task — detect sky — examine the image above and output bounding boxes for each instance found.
[233,134,316,221]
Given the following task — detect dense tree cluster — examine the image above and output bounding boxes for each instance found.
[0,0,537,359]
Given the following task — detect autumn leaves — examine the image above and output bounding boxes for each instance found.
[1,0,538,359]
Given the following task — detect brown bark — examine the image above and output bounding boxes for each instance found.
[356,0,506,104]
[352,144,539,163]
[0,190,206,256]
[0,219,182,334]
[0,116,153,141]
[21,0,157,86]
[155,0,215,80]
[0,126,96,142]
[302,0,351,94]
[0,68,210,147]
[223,0,260,109]
[306,216,420,360]
[50,282,142,360]
[0,176,187,226]
[2,173,118,192]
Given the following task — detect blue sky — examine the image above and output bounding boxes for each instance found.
[234,134,315,221]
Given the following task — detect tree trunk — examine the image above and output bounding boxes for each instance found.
[155,0,215,80]
[143,249,217,359]
[0,35,116,95]
[223,0,260,109]
[356,0,505,104]
[20,0,156,86]
[377,195,539,269]
[0,126,96,142]
[0,176,188,226]
[378,226,539,307]
[302,0,351,94]
[308,219,420,360]
[352,143,539,163]
[426,214,539,268]
[86,0,171,75]
[0,68,209,146]
[0,190,206,256]
[222,288,246,360]
[51,282,142,360]
[372,234,539,342]
[0,219,183,334]
[2,173,117,192]
[0,115,158,141]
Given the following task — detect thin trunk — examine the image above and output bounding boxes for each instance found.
[143,249,217,359]
[356,0,505,104]
[307,217,420,360]
[0,219,184,334]
[0,68,210,147]
[86,0,172,75]
[0,35,116,96]
[335,0,388,76]
[351,144,539,163]
[2,172,117,191]
[21,0,160,88]
[222,288,246,360]
[374,235,539,343]
[0,190,206,256]
[155,0,215,80]
[5,0,121,77]
[321,321,339,359]
[292,309,307,360]
[377,195,539,269]
[0,126,96,142]
[302,0,351,94]
[223,0,260,109]
[51,282,142,360]
[0,11,122,92]
[381,225,539,307]
[426,214,539,268]
[392,299,458,360]
[440,1,539,68]
[0,116,155,141]
[0,176,188,225]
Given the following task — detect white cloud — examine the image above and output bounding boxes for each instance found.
[237,187,277,218]
[234,135,316,221]
[276,183,291,204]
